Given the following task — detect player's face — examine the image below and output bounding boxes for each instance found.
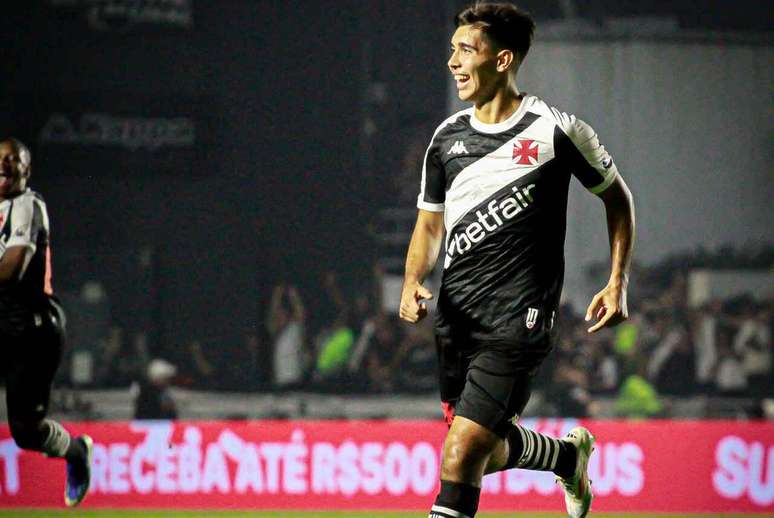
[448,25,501,104]
[0,141,30,200]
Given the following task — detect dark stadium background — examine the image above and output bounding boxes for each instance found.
[0,0,769,354]
[0,2,771,515]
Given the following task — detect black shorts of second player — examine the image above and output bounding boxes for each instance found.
[1,302,66,424]
[436,313,553,438]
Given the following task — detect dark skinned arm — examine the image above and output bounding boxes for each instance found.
[0,245,31,284]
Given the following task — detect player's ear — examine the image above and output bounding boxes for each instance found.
[496,49,515,73]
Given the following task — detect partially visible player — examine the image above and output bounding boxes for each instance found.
[0,138,93,507]
[399,3,635,518]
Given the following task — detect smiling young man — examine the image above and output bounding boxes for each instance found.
[0,138,93,507]
[399,3,635,518]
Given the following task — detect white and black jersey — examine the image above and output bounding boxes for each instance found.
[0,189,54,335]
[418,95,618,341]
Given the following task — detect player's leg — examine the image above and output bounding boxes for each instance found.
[474,350,594,518]
[431,337,489,518]
[5,307,92,507]
[5,328,69,456]
[430,342,531,518]
[429,415,500,518]
[480,370,578,478]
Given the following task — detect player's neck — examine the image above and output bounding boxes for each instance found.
[473,87,523,124]
[1,186,27,201]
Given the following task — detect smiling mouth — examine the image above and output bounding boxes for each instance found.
[454,74,470,88]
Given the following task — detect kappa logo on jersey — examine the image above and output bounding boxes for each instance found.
[526,307,539,329]
[447,140,469,155]
[512,138,539,165]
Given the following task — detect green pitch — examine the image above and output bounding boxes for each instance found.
[2,511,773,518]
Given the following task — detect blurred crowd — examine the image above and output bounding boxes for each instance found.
[37,247,773,420]
[540,284,772,418]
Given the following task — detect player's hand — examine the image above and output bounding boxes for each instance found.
[399,279,433,323]
[585,282,628,333]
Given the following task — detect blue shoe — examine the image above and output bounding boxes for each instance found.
[64,435,93,507]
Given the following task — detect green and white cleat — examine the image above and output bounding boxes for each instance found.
[556,426,595,518]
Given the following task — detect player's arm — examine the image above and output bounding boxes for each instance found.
[286,285,305,322]
[402,120,447,324]
[266,284,285,336]
[399,209,444,323]
[0,245,32,284]
[586,174,635,333]
[555,112,635,332]
[0,197,38,284]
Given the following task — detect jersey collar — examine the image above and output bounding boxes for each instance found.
[0,187,30,205]
[470,95,533,134]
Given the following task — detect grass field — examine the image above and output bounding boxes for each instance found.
[2,512,773,518]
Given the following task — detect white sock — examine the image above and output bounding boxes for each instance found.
[41,419,71,458]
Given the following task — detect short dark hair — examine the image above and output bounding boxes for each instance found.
[455,2,536,62]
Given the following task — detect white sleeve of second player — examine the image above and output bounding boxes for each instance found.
[5,196,38,254]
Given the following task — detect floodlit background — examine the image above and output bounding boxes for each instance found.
[0,0,772,516]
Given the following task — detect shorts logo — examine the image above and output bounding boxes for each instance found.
[526,307,539,329]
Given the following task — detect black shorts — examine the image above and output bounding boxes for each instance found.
[436,308,554,438]
[1,300,66,423]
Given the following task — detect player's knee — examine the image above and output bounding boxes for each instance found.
[9,417,45,451]
[442,422,498,479]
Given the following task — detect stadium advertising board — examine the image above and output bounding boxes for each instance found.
[8,94,209,178]
[0,419,772,513]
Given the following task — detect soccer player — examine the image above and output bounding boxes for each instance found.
[0,138,93,506]
[399,4,635,518]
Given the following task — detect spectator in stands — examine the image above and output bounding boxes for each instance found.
[220,329,270,391]
[714,339,748,396]
[615,360,663,418]
[548,336,593,417]
[733,300,772,397]
[592,340,619,395]
[359,313,398,393]
[647,314,696,395]
[266,284,307,390]
[97,329,150,388]
[179,339,218,390]
[693,300,721,391]
[133,359,178,420]
[393,316,436,393]
[93,326,124,386]
[308,271,363,390]
[313,325,355,388]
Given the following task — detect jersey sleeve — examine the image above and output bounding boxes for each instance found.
[5,196,40,254]
[555,112,618,195]
[416,133,446,212]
